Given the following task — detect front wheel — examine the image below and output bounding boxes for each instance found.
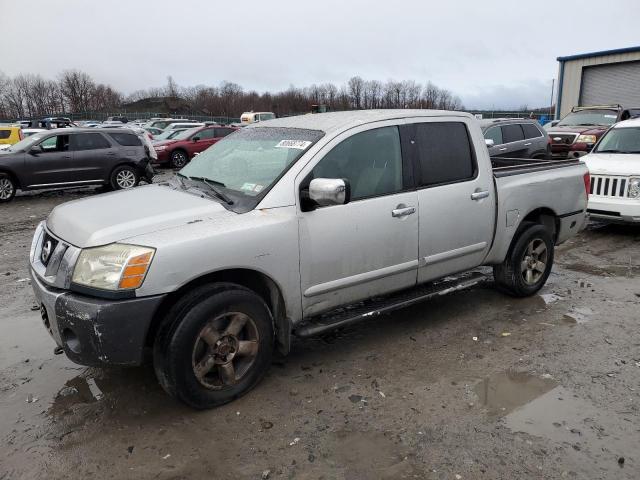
[0,173,16,202]
[110,165,139,190]
[153,283,274,409]
[170,150,188,169]
[493,223,554,297]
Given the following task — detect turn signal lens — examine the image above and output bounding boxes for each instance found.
[118,252,154,289]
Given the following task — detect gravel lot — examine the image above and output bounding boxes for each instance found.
[1,174,639,479]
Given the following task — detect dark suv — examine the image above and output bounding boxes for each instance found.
[547,105,635,159]
[0,128,154,202]
[479,118,550,159]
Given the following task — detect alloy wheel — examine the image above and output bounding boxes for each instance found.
[520,238,548,285]
[116,170,136,189]
[0,178,14,200]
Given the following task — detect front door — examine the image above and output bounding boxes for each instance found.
[26,134,73,187]
[297,124,419,317]
[409,119,495,283]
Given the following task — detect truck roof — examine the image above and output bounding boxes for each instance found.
[251,109,472,134]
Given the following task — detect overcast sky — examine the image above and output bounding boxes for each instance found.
[1,0,638,110]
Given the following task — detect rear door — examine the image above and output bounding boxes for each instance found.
[25,134,73,187]
[69,132,116,181]
[411,119,495,283]
[520,123,548,158]
[500,124,527,158]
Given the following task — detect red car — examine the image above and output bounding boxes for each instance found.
[153,125,237,168]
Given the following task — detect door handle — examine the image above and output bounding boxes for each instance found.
[524,142,532,146]
[471,190,490,201]
[391,206,416,218]
[499,147,507,151]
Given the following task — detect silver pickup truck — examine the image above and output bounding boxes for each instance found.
[29,110,589,409]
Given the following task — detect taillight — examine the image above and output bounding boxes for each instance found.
[583,172,590,197]
[19,129,24,140]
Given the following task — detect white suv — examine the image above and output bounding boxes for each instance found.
[584,118,640,223]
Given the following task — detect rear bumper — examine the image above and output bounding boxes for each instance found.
[587,196,640,223]
[30,268,166,366]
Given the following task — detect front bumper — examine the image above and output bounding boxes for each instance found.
[587,196,640,223]
[30,268,166,366]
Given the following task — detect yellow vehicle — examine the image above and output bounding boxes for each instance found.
[0,125,23,147]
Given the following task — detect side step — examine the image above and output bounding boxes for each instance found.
[294,271,488,338]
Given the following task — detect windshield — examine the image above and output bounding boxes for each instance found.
[558,109,618,127]
[4,134,45,152]
[595,127,640,154]
[179,127,324,199]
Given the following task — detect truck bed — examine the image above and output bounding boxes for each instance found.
[491,157,581,178]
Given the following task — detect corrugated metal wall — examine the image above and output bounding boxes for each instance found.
[557,51,640,118]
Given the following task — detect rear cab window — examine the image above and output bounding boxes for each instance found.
[414,122,477,187]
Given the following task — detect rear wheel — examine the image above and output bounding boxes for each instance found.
[0,174,16,202]
[110,165,139,190]
[493,223,554,297]
[153,283,274,409]
[170,150,188,169]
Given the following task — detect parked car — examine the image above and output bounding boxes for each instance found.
[106,116,129,123]
[240,111,275,124]
[0,125,24,148]
[583,117,640,223]
[547,105,635,159]
[153,125,237,168]
[146,118,198,130]
[163,122,205,132]
[0,128,154,202]
[480,118,550,159]
[144,126,164,136]
[27,110,588,408]
[151,128,190,143]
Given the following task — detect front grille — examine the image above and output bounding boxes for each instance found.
[550,133,578,145]
[589,175,628,197]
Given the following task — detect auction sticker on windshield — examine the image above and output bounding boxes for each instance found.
[275,140,312,150]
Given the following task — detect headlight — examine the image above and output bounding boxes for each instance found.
[576,134,597,144]
[72,244,155,291]
[154,145,166,151]
[629,178,640,199]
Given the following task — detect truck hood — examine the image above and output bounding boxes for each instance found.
[548,125,607,135]
[583,153,640,177]
[47,184,233,248]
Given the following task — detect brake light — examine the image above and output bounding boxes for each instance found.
[583,172,590,197]
[19,129,24,140]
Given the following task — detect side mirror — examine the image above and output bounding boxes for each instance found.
[485,139,495,148]
[309,178,350,207]
[29,146,42,155]
[192,137,200,142]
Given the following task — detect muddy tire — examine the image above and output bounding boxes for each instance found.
[170,150,188,169]
[153,283,274,409]
[110,165,139,190]
[0,173,16,203]
[493,223,554,297]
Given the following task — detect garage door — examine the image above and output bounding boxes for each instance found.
[580,61,640,106]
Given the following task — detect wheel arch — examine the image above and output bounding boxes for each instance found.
[0,167,21,189]
[146,268,291,355]
[518,207,559,243]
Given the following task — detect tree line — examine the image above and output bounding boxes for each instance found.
[0,70,464,120]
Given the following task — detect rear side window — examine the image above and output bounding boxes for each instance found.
[195,128,215,140]
[521,123,543,139]
[70,133,111,151]
[214,128,234,138]
[484,126,503,145]
[0,130,10,139]
[501,124,525,143]
[415,122,476,187]
[109,132,141,146]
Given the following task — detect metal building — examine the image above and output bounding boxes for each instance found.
[555,46,640,119]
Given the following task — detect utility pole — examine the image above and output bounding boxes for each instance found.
[549,78,555,119]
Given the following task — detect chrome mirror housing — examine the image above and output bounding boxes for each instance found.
[485,138,495,148]
[309,178,350,207]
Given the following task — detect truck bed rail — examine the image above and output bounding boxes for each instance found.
[491,157,582,178]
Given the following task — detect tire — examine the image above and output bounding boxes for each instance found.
[153,283,274,409]
[0,173,16,203]
[493,223,554,297]
[110,165,139,190]
[170,150,188,169]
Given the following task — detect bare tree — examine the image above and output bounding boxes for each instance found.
[347,76,365,109]
[59,70,96,112]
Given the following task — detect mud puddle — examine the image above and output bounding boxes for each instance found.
[474,371,557,415]
[562,262,639,277]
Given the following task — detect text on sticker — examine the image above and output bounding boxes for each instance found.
[275,140,312,150]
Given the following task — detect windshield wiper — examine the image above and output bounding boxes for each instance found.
[185,175,234,205]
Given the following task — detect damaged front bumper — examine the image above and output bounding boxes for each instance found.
[30,268,165,366]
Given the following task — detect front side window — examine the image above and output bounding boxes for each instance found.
[415,122,475,186]
[39,135,69,152]
[311,126,403,200]
[180,127,324,199]
[595,127,640,154]
[70,133,111,151]
[484,126,503,145]
[501,124,525,143]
